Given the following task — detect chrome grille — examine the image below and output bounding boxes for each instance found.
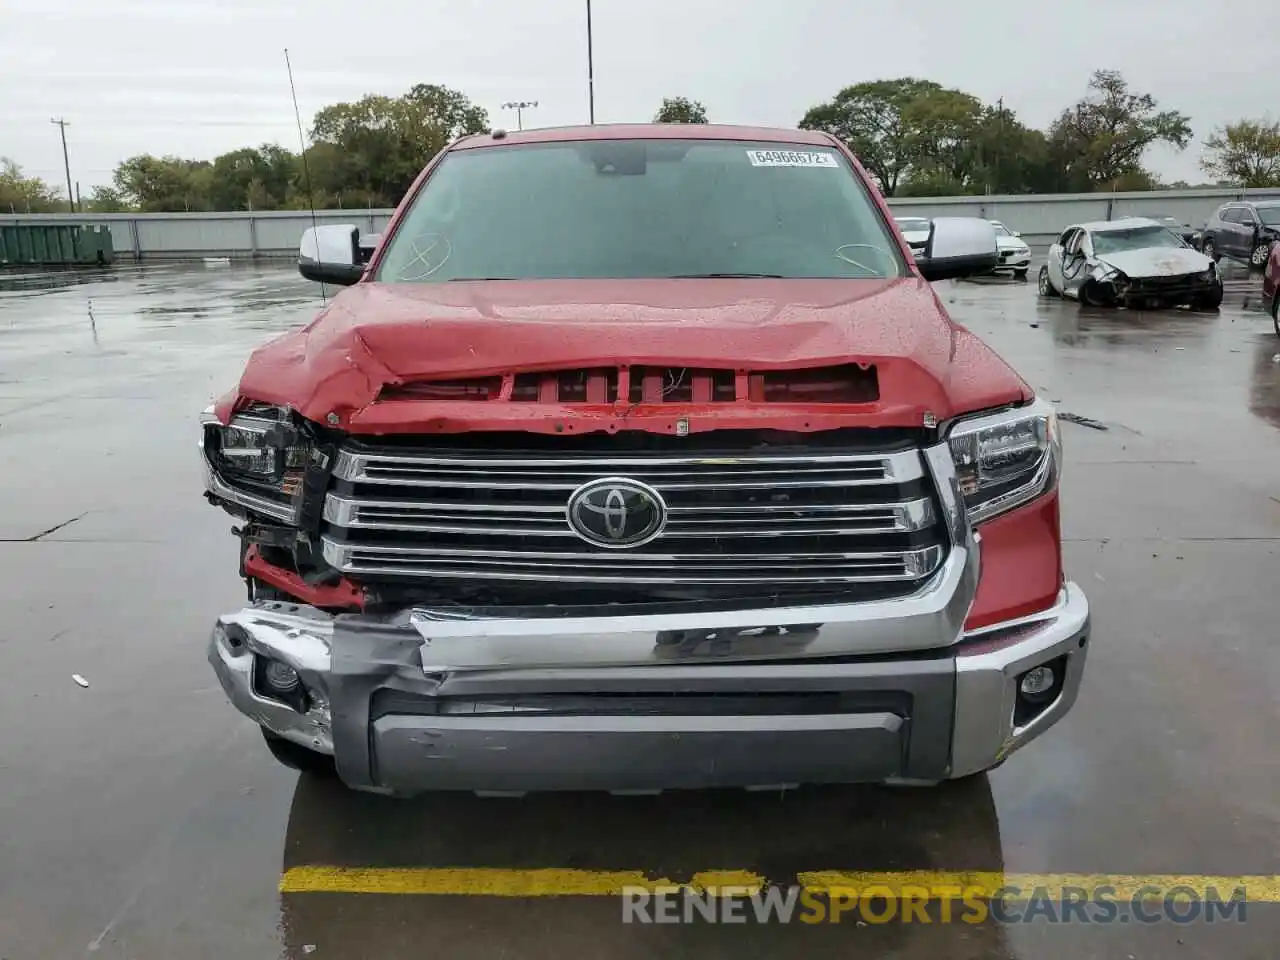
[321,445,948,591]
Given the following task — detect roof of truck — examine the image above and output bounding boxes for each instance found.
[452,123,838,150]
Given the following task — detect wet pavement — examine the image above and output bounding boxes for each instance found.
[1,262,1278,959]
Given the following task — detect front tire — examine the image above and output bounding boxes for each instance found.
[1252,241,1273,268]
[1202,237,1218,262]
[261,728,336,777]
[1037,266,1059,298]
[1013,268,1028,281]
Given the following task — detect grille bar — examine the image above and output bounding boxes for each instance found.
[323,494,934,537]
[321,540,943,585]
[334,449,913,485]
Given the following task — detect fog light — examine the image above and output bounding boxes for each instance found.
[1019,665,1056,698]
[263,659,300,693]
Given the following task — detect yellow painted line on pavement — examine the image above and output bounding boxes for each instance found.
[280,867,1280,899]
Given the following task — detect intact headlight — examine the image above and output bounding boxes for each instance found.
[946,398,1061,525]
[200,403,310,521]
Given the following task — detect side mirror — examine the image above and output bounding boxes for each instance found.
[1012,231,1022,238]
[298,224,365,286]
[916,217,1000,282]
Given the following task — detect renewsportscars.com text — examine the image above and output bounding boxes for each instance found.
[622,884,1248,925]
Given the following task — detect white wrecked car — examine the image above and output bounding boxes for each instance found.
[893,216,932,259]
[1038,218,1223,309]
[989,220,1031,279]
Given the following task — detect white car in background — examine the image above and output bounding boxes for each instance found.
[990,221,1031,279]
[893,216,932,259]
[1037,218,1223,310]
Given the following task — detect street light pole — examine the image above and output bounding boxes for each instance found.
[50,117,74,213]
[586,0,595,124]
[501,100,538,131]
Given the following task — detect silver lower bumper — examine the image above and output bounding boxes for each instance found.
[208,580,1090,794]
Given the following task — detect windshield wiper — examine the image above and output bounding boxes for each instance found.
[668,272,786,279]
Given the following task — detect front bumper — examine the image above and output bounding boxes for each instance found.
[995,250,1032,272]
[208,571,1091,794]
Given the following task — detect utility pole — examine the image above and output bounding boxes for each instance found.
[501,100,539,131]
[992,97,1005,196]
[50,118,75,213]
[586,0,595,124]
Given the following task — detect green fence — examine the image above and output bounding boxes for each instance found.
[0,224,115,266]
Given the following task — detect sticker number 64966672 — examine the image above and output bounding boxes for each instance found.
[746,150,838,168]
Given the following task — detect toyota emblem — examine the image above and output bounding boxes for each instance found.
[566,477,667,548]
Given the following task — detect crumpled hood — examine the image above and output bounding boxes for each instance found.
[229,278,1031,434]
[1096,247,1211,278]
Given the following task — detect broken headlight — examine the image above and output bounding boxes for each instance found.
[946,398,1060,525]
[200,403,309,522]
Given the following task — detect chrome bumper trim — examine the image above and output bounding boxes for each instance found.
[951,582,1091,777]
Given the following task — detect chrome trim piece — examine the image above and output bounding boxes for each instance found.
[331,447,923,489]
[321,539,945,585]
[208,604,336,754]
[405,544,977,668]
[321,492,935,538]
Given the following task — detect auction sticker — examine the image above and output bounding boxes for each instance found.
[746,149,839,168]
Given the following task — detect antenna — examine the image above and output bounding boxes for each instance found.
[285,48,326,304]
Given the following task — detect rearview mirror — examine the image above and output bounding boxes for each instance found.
[299,224,365,286]
[916,218,1000,282]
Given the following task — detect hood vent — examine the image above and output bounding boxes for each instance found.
[377,364,878,406]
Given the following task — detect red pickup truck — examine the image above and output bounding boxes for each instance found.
[202,124,1090,795]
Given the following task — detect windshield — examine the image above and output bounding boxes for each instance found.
[376,140,906,281]
[990,222,1012,236]
[1091,226,1187,255]
[1257,206,1280,226]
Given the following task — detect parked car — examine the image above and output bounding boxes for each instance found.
[1264,241,1280,335]
[893,216,931,258]
[1127,215,1202,250]
[1200,200,1280,267]
[989,220,1031,279]
[1038,217,1223,309]
[201,124,1089,795]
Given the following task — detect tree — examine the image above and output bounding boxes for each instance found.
[1047,70,1191,190]
[309,83,488,207]
[800,79,944,196]
[112,155,215,211]
[653,97,708,124]
[207,145,298,210]
[0,158,62,213]
[83,185,130,212]
[1201,119,1280,188]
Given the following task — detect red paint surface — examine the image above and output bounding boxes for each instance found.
[243,546,364,610]
[228,278,1030,432]
[964,491,1064,631]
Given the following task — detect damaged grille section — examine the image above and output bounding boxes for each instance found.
[376,364,879,405]
[319,436,947,602]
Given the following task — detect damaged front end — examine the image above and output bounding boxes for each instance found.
[1082,260,1222,310]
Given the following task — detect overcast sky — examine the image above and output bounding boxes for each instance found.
[4,0,1278,193]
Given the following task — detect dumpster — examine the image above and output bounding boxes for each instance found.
[0,224,115,266]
